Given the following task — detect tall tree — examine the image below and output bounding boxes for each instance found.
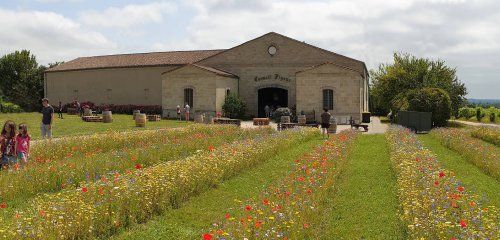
[370,53,467,116]
[0,50,45,111]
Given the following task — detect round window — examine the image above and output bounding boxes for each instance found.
[268,45,277,56]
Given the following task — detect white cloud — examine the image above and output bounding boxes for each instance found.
[150,0,500,98]
[0,8,117,64]
[79,2,177,28]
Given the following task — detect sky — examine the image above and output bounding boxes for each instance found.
[0,0,499,99]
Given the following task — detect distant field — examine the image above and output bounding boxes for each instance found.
[0,112,190,140]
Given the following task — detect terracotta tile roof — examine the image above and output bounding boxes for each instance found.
[45,49,225,72]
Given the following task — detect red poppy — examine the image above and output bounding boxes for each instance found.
[460,219,467,228]
[82,187,88,193]
[439,171,445,178]
[306,188,313,194]
[61,183,66,189]
[202,233,212,240]
[39,210,46,217]
[451,238,457,240]
[254,221,263,228]
[263,199,270,205]
[135,164,142,170]
[225,213,230,219]
[297,177,304,182]
[434,181,439,186]
[303,223,310,229]
[457,186,464,192]
[245,205,252,211]
[131,155,137,161]
[0,202,7,209]
[208,145,215,151]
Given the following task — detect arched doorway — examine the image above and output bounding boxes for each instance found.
[258,87,288,117]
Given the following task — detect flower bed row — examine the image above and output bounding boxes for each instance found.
[386,126,498,239]
[0,128,317,239]
[29,124,243,165]
[470,126,500,146]
[203,130,357,240]
[0,126,272,208]
[431,128,500,181]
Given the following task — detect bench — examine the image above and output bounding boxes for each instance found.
[147,114,161,122]
[278,122,298,131]
[253,118,270,126]
[349,119,368,131]
[82,116,103,122]
[213,117,241,127]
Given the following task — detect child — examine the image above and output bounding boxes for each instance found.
[0,120,17,169]
[16,123,30,164]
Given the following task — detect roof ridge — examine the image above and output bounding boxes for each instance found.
[78,49,226,59]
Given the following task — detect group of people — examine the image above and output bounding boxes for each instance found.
[0,121,31,169]
[0,98,54,170]
[176,103,191,121]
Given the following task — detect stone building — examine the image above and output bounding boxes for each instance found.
[45,32,369,122]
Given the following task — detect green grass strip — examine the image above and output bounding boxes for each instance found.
[418,134,500,207]
[323,134,406,239]
[109,137,325,240]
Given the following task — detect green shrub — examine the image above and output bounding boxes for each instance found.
[406,87,451,127]
[0,101,23,113]
[476,107,485,121]
[459,107,472,119]
[489,111,496,122]
[222,93,246,119]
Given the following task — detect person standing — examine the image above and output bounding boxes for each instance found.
[264,105,271,118]
[184,103,190,122]
[320,108,332,138]
[176,105,181,120]
[41,98,54,139]
[0,120,17,169]
[16,123,30,164]
[75,100,81,116]
[58,101,64,119]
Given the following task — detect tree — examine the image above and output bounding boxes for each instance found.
[0,50,45,111]
[370,53,467,117]
[405,88,451,127]
[222,93,246,119]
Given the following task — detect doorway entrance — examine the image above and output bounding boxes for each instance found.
[258,87,288,117]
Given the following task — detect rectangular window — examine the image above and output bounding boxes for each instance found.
[323,89,334,110]
[184,88,193,108]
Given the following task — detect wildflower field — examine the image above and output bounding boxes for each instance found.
[0,114,498,239]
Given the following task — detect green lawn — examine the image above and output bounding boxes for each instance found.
[419,134,500,207]
[323,134,407,239]
[0,112,189,140]
[109,137,324,240]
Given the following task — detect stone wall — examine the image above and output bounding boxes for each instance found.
[296,63,363,122]
[197,32,368,118]
[162,65,237,119]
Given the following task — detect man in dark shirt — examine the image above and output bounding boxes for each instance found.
[320,108,332,138]
[41,98,54,139]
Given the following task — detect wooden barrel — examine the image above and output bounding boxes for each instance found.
[281,116,291,123]
[298,115,306,125]
[133,110,141,120]
[135,113,147,127]
[83,108,92,116]
[194,114,204,123]
[328,117,337,134]
[102,110,113,123]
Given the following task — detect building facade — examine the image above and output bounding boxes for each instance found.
[46,32,369,122]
